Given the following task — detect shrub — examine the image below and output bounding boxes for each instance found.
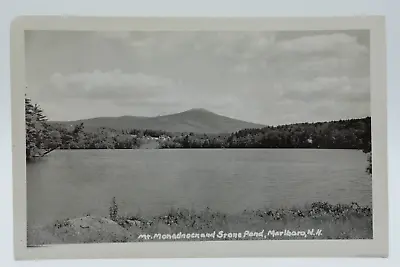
[109,197,119,221]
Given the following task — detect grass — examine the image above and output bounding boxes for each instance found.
[27,198,373,246]
[112,200,372,241]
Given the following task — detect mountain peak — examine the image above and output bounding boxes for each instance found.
[187,108,212,113]
[53,108,265,134]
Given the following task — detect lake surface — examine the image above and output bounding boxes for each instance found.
[27,149,372,227]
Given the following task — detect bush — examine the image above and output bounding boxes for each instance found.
[109,197,119,221]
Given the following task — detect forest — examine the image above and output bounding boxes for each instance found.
[159,118,371,151]
[25,97,372,174]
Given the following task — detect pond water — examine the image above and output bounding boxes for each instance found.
[27,149,372,227]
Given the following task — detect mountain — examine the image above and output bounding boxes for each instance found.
[52,108,265,134]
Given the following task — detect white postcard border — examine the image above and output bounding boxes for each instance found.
[11,16,388,260]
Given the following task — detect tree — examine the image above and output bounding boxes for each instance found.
[25,96,85,160]
[361,119,372,175]
[366,153,372,175]
[25,96,50,160]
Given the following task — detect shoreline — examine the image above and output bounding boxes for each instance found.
[28,201,373,246]
[35,147,371,152]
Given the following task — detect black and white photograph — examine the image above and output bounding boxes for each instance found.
[11,16,388,259]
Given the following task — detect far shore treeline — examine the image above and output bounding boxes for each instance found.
[25,97,372,173]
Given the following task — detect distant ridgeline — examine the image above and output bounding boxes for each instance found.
[25,97,371,161]
[46,117,371,151]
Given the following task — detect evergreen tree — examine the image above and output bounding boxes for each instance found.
[25,96,49,160]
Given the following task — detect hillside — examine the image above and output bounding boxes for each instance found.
[51,108,265,134]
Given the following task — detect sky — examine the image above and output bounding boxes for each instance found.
[25,30,370,125]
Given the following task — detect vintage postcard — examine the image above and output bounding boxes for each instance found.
[11,16,388,260]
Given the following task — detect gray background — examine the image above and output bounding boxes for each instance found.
[1,0,398,266]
